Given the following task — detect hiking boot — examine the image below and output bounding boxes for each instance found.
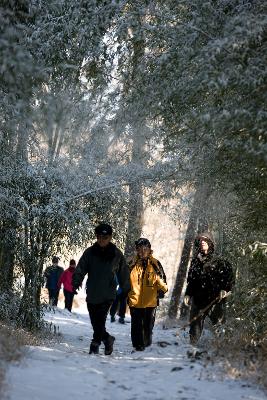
[144,335,152,347]
[104,335,115,355]
[110,315,116,322]
[189,334,199,346]
[89,341,99,354]
[118,317,125,324]
[189,323,201,345]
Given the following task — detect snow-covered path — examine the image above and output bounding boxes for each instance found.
[5,308,266,400]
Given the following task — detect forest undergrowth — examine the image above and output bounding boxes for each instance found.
[210,331,267,390]
[0,319,56,398]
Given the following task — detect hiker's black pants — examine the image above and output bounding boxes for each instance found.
[48,288,60,306]
[64,289,74,312]
[130,307,156,348]
[189,299,226,343]
[87,301,113,345]
[110,292,127,318]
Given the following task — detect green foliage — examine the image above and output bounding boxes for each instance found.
[228,243,267,344]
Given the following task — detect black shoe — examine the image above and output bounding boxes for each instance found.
[104,335,115,355]
[118,317,125,324]
[135,346,145,351]
[89,341,99,354]
[110,316,116,322]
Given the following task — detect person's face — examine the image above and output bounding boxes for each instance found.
[96,234,112,248]
[200,239,209,254]
[136,246,151,260]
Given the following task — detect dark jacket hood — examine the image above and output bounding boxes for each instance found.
[194,231,215,255]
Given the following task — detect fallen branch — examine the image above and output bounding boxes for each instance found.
[176,291,232,335]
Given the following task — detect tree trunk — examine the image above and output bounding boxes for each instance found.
[0,224,16,292]
[124,132,145,259]
[124,182,144,260]
[18,253,44,330]
[123,11,146,260]
[168,187,206,319]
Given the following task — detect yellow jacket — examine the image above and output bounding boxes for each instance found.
[128,256,168,308]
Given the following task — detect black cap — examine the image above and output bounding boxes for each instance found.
[52,256,59,263]
[95,223,113,236]
[135,238,151,248]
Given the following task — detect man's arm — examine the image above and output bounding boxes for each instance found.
[155,275,168,294]
[72,250,90,290]
[152,260,167,299]
[57,266,64,282]
[155,260,167,283]
[43,266,50,278]
[57,270,64,289]
[116,253,130,296]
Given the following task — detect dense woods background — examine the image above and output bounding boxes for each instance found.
[0,0,266,359]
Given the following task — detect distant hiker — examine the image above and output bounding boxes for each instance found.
[128,238,168,351]
[44,256,64,306]
[110,276,127,324]
[72,223,130,355]
[184,232,234,344]
[58,259,77,312]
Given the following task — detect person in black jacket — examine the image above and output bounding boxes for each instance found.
[184,232,234,344]
[44,256,64,306]
[72,223,130,355]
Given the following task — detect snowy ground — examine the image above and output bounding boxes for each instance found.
[5,307,266,400]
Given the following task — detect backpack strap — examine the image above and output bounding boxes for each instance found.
[150,258,166,283]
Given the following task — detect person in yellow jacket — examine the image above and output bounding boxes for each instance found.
[128,238,168,351]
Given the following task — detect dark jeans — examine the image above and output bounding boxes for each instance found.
[48,288,60,306]
[64,289,74,312]
[87,301,113,345]
[110,292,127,318]
[189,298,226,343]
[130,307,156,348]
